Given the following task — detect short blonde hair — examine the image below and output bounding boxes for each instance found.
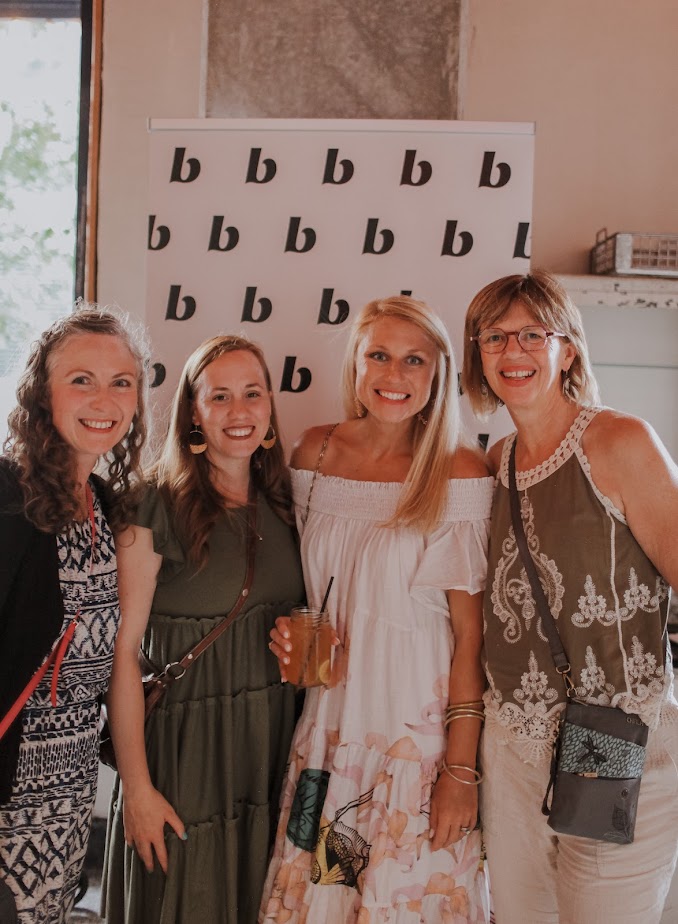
[462,270,600,417]
[341,295,461,532]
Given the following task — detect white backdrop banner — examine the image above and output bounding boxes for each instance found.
[146,118,534,452]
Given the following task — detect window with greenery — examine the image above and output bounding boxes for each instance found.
[0,0,92,432]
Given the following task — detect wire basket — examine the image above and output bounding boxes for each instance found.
[590,229,678,277]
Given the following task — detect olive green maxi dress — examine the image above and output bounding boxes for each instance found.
[101,487,304,924]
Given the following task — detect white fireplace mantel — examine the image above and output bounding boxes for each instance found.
[558,274,678,311]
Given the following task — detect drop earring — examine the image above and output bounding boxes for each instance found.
[260,425,277,450]
[188,423,207,455]
[480,377,489,398]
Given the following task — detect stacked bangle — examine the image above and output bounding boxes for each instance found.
[441,760,483,785]
[444,700,485,728]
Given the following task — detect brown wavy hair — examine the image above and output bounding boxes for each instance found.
[153,334,293,568]
[462,270,600,417]
[4,304,150,534]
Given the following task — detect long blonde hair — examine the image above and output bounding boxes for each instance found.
[341,295,461,532]
[153,335,293,568]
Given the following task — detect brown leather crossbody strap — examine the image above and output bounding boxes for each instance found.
[143,489,259,716]
[508,439,571,680]
[302,423,339,525]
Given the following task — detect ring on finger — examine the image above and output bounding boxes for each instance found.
[459,825,472,835]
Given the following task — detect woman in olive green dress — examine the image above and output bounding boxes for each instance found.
[101,335,304,924]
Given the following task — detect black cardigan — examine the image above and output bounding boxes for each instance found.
[0,459,66,803]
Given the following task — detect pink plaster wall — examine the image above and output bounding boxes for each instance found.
[462,0,678,273]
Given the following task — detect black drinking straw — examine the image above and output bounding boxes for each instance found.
[297,576,334,684]
[320,575,334,613]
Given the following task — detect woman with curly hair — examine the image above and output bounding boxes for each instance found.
[0,305,149,923]
[101,335,304,924]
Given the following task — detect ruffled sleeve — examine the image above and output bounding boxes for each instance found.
[411,477,494,596]
[134,485,185,573]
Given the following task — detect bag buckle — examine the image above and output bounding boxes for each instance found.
[556,663,577,697]
[159,661,187,683]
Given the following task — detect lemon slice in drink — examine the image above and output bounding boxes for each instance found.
[318,660,331,685]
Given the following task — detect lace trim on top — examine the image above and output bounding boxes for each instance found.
[291,469,494,524]
[497,406,627,524]
[485,696,678,768]
[498,406,599,489]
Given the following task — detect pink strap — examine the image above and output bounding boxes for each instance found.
[0,485,97,741]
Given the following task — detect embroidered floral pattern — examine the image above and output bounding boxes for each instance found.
[625,636,665,701]
[491,495,564,645]
[574,646,615,703]
[484,651,561,753]
[573,576,609,627]
[486,699,562,750]
[485,408,672,750]
[572,570,668,628]
[514,651,560,708]
[625,573,668,615]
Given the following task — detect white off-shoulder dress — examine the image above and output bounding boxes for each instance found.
[260,470,494,924]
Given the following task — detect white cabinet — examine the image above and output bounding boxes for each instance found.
[560,275,678,462]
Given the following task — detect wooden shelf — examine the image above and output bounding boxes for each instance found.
[558,274,678,311]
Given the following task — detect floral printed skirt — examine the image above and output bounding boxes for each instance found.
[259,709,489,924]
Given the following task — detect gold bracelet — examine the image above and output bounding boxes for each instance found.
[446,700,485,710]
[441,761,483,785]
[444,712,485,727]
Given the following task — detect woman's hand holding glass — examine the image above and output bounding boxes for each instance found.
[269,615,339,685]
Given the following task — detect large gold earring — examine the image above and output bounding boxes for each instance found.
[260,425,276,450]
[354,397,366,419]
[188,424,207,454]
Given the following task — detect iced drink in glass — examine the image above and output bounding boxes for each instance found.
[287,606,332,687]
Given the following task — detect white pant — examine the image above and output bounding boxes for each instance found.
[480,716,678,924]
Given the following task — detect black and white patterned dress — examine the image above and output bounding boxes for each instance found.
[0,491,119,923]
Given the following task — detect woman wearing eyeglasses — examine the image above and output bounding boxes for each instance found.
[462,270,678,924]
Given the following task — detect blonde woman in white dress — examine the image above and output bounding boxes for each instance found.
[261,295,495,924]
